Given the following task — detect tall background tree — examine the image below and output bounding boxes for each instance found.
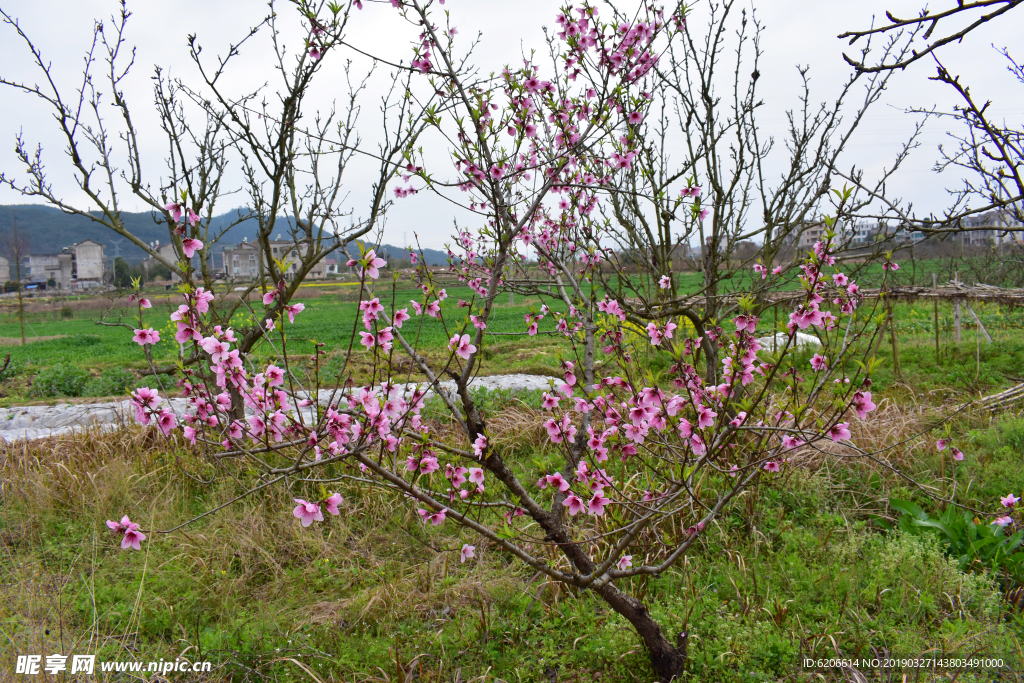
[0,215,30,345]
[840,0,1024,239]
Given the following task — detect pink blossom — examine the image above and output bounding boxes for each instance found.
[360,331,376,350]
[156,409,176,436]
[106,514,146,550]
[473,434,488,458]
[733,315,758,334]
[810,354,828,372]
[617,555,632,570]
[952,448,964,461]
[393,308,411,328]
[376,327,394,352]
[763,461,780,472]
[936,438,948,451]
[828,423,851,442]
[781,434,804,450]
[263,291,279,306]
[563,494,585,516]
[1002,494,1019,508]
[293,499,324,527]
[753,263,767,279]
[696,405,717,429]
[121,524,146,550]
[106,515,128,534]
[265,364,285,387]
[417,508,447,526]
[133,328,160,346]
[540,472,571,492]
[543,418,564,443]
[993,516,1013,527]
[461,544,475,563]
[587,492,610,516]
[852,391,876,420]
[323,493,344,516]
[362,249,387,279]
[194,287,214,313]
[449,333,477,359]
[182,237,203,258]
[164,202,183,222]
[658,275,671,289]
[447,464,468,486]
[284,303,305,323]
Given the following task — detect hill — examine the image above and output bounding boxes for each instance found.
[0,204,449,266]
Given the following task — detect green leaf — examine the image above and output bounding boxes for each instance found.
[889,498,928,521]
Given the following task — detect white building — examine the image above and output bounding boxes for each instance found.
[141,241,182,281]
[954,209,1024,246]
[27,254,62,284]
[223,236,327,282]
[58,239,105,289]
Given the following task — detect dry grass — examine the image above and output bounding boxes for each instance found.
[0,425,537,682]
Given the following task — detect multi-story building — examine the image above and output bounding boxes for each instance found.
[953,209,1024,246]
[58,239,106,289]
[24,240,106,289]
[27,254,62,284]
[141,241,183,281]
[223,237,327,282]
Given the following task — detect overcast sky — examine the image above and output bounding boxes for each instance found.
[1,0,1021,248]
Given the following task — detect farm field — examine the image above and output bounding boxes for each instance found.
[2,262,1024,681]
[0,263,1019,403]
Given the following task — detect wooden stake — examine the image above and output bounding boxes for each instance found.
[889,300,902,380]
[975,316,982,382]
[933,273,940,362]
[954,271,962,343]
[966,304,993,344]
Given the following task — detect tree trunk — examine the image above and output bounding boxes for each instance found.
[596,583,686,681]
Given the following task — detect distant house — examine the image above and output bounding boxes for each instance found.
[27,254,62,284]
[797,223,827,250]
[0,256,9,282]
[953,209,1024,246]
[224,239,261,280]
[141,241,182,281]
[324,258,339,275]
[58,239,105,289]
[22,239,107,290]
[223,236,327,282]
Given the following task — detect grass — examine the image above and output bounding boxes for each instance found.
[2,263,1024,679]
[4,395,1024,681]
[0,270,1022,406]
